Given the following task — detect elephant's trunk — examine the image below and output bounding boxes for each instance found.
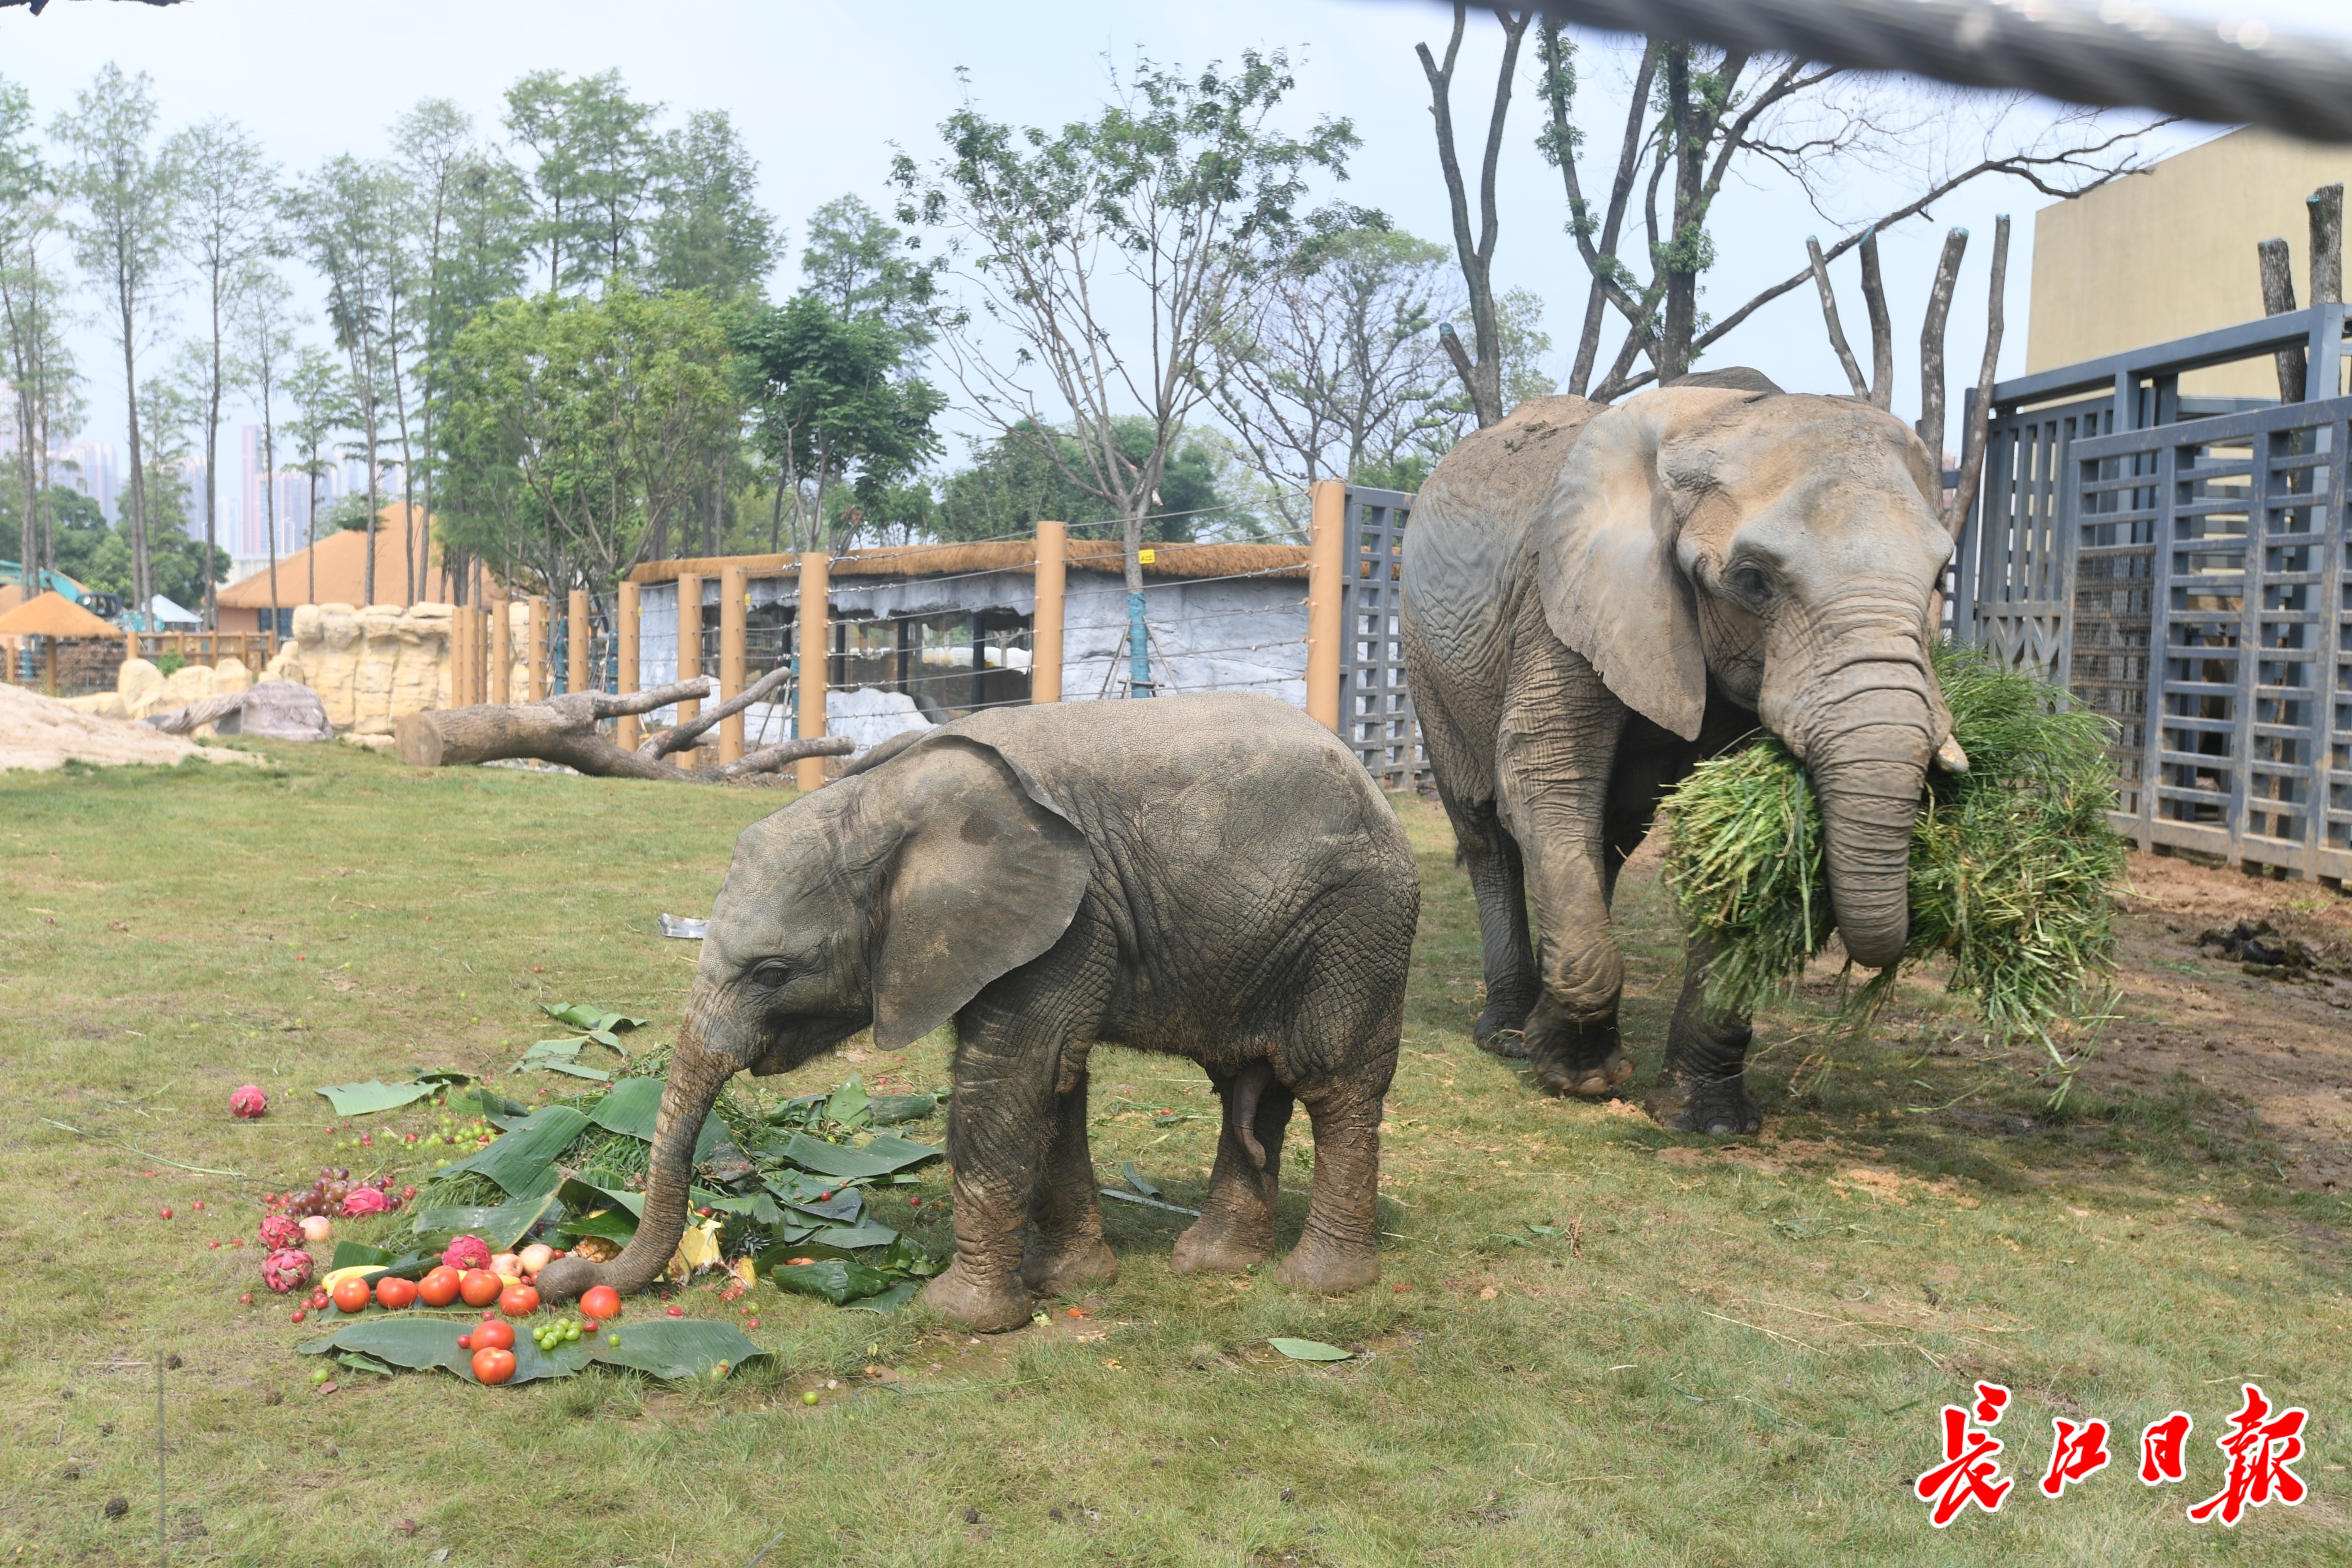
[1805,678,1934,972]
[534,1018,730,1306]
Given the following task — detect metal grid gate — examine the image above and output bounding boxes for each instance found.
[1340,485,1419,789]
[2071,398,2352,879]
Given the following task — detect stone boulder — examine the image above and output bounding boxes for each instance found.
[221,680,333,742]
[266,603,455,732]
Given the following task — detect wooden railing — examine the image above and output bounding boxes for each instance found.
[125,631,280,667]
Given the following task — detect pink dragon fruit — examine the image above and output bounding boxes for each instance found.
[340,1187,389,1218]
[229,1084,268,1119]
[261,1248,313,1295]
[442,1235,491,1272]
[257,1214,304,1250]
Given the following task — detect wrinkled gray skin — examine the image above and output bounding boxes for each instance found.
[536,692,1419,1332]
[1400,372,1963,1135]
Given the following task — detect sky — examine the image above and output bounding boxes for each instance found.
[10,0,2352,491]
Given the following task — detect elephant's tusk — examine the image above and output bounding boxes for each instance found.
[1934,735,1970,775]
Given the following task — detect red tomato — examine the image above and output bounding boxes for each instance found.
[471,1347,516,1385]
[458,1269,504,1308]
[331,1277,372,1314]
[417,1266,461,1307]
[374,1276,418,1310]
[498,1285,541,1318]
[469,1320,515,1351]
[580,1285,621,1322]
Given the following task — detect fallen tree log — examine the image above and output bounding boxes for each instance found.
[393,679,850,781]
[639,663,792,760]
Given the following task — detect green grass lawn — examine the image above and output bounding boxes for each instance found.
[1,740,2345,1566]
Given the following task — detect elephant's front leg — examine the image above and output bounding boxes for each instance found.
[921,1018,1059,1333]
[1019,1065,1119,1297]
[1171,1062,1294,1274]
[1646,936,1761,1135]
[1499,629,1633,1098]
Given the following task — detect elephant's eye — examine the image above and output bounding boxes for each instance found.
[751,960,794,990]
[1726,565,1772,609]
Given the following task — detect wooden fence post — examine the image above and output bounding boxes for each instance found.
[449,603,470,709]
[1032,521,1066,703]
[527,596,549,701]
[1304,479,1347,733]
[796,552,830,791]
[676,572,702,729]
[719,564,747,765]
[567,589,591,697]
[489,583,511,705]
[616,581,641,750]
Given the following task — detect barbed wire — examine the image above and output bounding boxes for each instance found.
[1524,0,2352,144]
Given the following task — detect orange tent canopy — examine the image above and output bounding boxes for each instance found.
[0,590,118,639]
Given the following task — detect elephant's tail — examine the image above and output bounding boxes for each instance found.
[1230,1061,1274,1170]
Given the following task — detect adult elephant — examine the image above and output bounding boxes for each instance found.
[1400,372,1965,1134]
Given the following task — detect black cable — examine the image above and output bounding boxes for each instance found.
[1523,0,2352,143]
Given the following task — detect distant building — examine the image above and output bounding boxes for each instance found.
[213,504,464,634]
[2028,127,2352,398]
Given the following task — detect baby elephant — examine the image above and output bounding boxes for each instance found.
[537,691,1419,1331]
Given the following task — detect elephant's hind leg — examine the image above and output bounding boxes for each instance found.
[1273,1086,1382,1293]
[1646,938,1762,1136]
[1173,1063,1294,1274]
[1451,794,1541,1057]
[1020,1067,1118,1296]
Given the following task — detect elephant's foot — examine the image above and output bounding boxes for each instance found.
[1171,1205,1276,1275]
[1274,1233,1380,1294]
[919,1261,1035,1334]
[1545,1048,1633,1098]
[1646,1072,1761,1137]
[1525,1007,1633,1099]
[1472,993,1535,1058]
[1019,1233,1119,1296]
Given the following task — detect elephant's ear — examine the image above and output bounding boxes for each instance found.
[859,734,1089,1050]
[1533,387,1755,742]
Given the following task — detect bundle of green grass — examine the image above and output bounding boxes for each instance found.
[1660,644,2127,1035]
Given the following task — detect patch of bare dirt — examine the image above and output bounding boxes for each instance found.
[2091,849,2352,1191]
[0,684,256,770]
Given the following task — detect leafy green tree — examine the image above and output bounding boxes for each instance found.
[128,369,230,613]
[165,115,278,627]
[894,50,1353,692]
[438,283,737,592]
[0,73,79,591]
[230,266,301,626]
[648,109,777,305]
[289,154,409,604]
[52,64,181,610]
[395,97,523,606]
[937,417,1232,543]
[800,194,933,349]
[732,290,943,552]
[504,69,660,295]
[280,344,349,605]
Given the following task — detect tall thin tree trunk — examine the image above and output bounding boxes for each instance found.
[203,296,224,630]
[306,454,319,607]
[1658,44,1702,384]
[118,283,151,614]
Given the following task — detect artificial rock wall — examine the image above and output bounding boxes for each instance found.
[264,603,455,736]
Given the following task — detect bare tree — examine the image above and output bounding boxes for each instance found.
[1415,4,1532,429]
[166,117,278,630]
[1533,21,2163,398]
[895,50,1353,694]
[1205,219,1465,535]
[53,64,180,613]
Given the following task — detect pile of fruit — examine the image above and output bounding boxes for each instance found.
[264,1167,416,1221]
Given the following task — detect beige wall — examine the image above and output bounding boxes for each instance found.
[2028,127,2352,399]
